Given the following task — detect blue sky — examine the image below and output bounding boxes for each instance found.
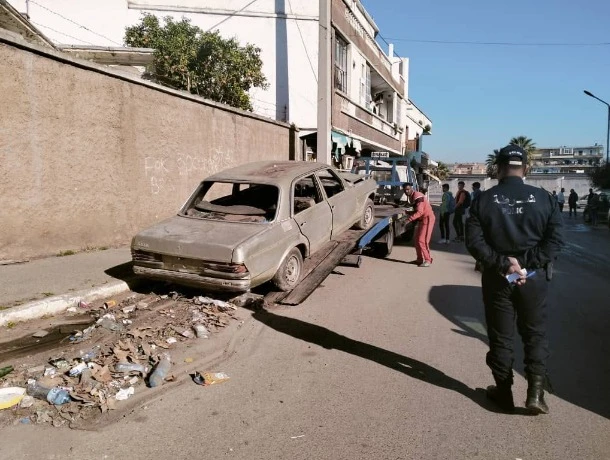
[362,0,610,163]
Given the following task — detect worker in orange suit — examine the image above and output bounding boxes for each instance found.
[403,182,435,267]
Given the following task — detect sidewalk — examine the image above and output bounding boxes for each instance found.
[0,247,133,318]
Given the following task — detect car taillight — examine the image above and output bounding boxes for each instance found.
[202,262,248,274]
[131,250,161,263]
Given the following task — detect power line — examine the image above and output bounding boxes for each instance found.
[206,0,261,32]
[287,0,317,83]
[31,21,97,46]
[383,37,610,47]
[29,0,123,46]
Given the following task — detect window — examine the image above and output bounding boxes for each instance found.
[293,175,323,214]
[183,182,279,223]
[360,63,371,108]
[334,35,348,93]
[317,169,345,198]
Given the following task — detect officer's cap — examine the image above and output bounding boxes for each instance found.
[497,144,527,166]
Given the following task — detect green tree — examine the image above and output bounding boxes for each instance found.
[588,164,610,189]
[124,14,268,111]
[486,150,499,179]
[432,161,450,181]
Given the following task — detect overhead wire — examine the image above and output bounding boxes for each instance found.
[29,0,123,46]
[30,21,97,46]
[383,37,610,47]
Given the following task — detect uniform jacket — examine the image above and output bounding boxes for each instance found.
[465,176,564,273]
[406,191,434,223]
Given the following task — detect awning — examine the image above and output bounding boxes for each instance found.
[331,131,349,150]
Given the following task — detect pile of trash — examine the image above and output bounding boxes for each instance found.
[0,291,247,428]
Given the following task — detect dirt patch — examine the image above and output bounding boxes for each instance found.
[0,290,247,429]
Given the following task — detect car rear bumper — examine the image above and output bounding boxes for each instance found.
[133,266,251,293]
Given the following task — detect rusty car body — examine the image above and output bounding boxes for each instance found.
[131,161,377,292]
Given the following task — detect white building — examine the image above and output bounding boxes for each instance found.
[7,0,432,163]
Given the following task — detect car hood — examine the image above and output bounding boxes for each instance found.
[132,215,269,262]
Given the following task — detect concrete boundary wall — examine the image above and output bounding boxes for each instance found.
[0,30,297,260]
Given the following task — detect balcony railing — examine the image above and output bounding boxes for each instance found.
[338,92,398,139]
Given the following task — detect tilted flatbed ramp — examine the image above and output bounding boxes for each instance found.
[265,205,414,306]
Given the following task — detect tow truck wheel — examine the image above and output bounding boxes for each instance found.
[272,248,303,291]
[372,225,394,258]
[355,198,375,230]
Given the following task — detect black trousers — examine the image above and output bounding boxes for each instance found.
[439,212,451,239]
[568,204,577,216]
[481,269,549,383]
[453,210,465,238]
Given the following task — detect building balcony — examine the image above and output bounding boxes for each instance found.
[337,92,399,139]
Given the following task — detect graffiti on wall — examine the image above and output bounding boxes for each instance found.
[144,148,234,195]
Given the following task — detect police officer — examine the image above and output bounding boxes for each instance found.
[465,144,563,414]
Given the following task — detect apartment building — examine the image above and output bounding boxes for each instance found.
[530,144,604,174]
[449,162,487,175]
[6,0,432,166]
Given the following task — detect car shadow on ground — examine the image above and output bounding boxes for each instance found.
[250,308,530,415]
[428,284,610,420]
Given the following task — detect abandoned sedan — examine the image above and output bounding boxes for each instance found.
[131,161,377,292]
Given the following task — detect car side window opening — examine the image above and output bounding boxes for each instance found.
[317,169,345,198]
[293,175,323,214]
[184,181,279,222]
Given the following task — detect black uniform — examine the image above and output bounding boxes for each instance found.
[465,176,563,384]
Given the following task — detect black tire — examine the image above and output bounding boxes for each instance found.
[355,198,375,230]
[272,248,303,291]
[372,225,394,258]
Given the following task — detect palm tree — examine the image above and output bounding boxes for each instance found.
[486,150,499,178]
[509,136,536,168]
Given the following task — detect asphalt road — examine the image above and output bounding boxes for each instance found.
[2,214,609,459]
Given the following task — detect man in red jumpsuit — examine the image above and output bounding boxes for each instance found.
[403,183,436,267]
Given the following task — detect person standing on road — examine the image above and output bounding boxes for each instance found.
[453,181,470,242]
[471,182,483,272]
[568,189,578,217]
[438,184,454,244]
[403,182,435,267]
[557,188,565,213]
[588,189,599,226]
[465,145,563,415]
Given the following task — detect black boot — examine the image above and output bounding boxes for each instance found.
[486,378,515,413]
[526,374,549,415]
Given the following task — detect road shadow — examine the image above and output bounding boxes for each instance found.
[428,284,610,420]
[251,308,528,415]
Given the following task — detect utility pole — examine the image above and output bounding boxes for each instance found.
[316,0,331,164]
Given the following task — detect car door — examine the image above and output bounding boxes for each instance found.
[316,168,358,237]
[292,174,333,254]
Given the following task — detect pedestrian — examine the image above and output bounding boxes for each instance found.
[465,144,563,415]
[588,190,599,226]
[568,189,578,217]
[471,182,483,272]
[403,182,435,267]
[438,184,454,244]
[452,181,471,242]
[557,188,565,213]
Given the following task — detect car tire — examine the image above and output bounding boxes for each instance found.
[355,198,375,230]
[272,248,303,292]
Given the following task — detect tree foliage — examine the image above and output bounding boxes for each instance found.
[432,161,450,181]
[588,164,610,189]
[486,136,537,178]
[486,151,499,179]
[124,14,268,111]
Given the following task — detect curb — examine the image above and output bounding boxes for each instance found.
[0,279,136,327]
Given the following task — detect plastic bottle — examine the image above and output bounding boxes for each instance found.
[114,362,149,374]
[26,381,71,405]
[148,353,171,388]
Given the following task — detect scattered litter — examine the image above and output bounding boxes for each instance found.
[78,301,91,309]
[32,330,49,338]
[193,324,209,339]
[68,363,88,377]
[19,417,31,424]
[0,365,14,378]
[136,301,149,309]
[193,372,230,386]
[104,300,117,309]
[128,376,139,385]
[49,358,70,370]
[122,305,136,314]
[180,329,194,339]
[114,387,135,401]
[26,365,45,376]
[290,435,305,439]
[166,337,178,345]
[67,307,78,313]
[19,395,34,409]
[0,387,27,410]
[114,363,149,375]
[43,368,57,378]
[184,357,194,364]
[148,353,171,388]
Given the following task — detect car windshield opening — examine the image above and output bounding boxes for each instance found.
[183,182,279,223]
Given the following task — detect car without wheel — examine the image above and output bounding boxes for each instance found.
[131,161,377,292]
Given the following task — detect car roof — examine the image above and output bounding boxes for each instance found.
[205,161,329,187]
